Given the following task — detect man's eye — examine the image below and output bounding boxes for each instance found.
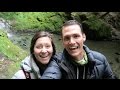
[74,35,79,38]
[64,37,69,41]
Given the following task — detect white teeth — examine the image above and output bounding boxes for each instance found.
[39,55,48,58]
[69,46,78,50]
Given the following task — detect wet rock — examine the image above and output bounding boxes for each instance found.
[109,62,113,65]
[115,52,120,55]
[111,29,120,40]
[115,57,120,63]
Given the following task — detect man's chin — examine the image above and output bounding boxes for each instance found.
[69,53,79,58]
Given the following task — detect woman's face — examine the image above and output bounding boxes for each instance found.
[33,37,53,65]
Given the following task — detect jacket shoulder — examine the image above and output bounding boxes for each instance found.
[53,52,63,62]
[90,50,107,64]
[11,70,26,79]
[84,45,106,63]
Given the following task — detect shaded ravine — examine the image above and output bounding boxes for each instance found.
[0,19,120,79]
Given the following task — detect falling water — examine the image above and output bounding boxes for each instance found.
[0,18,13,39]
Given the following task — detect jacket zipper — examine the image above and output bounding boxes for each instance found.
[77,66,86,79]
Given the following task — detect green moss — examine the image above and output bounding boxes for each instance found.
[0,30,28,61]
[0,30,28,78]
[83,15,112,40]
[10,12,66,32]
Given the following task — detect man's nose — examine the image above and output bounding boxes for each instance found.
[69,37,75,44]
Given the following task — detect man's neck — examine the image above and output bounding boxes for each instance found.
[74,50,85,61]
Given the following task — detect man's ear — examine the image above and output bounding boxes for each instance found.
[83,33,86,42]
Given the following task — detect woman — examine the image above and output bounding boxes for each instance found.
[12,31,56,79]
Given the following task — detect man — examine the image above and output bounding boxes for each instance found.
[41,20,116,79]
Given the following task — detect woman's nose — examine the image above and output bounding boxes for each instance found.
[41,47,47,53]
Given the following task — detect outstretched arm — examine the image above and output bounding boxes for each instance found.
[41,60,62,79]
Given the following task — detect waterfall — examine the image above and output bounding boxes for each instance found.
[0,18,13,39]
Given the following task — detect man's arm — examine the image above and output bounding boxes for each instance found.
[103,56,117,79]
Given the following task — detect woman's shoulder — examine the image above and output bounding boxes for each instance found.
[21,56,32,68]
[11,70,26,79]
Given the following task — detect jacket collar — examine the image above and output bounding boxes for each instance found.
[21,55,41,78]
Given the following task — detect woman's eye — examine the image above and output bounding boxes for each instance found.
[46,45,50,48]
[36,45,42,49]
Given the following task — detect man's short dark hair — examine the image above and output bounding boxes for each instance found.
[62,20,84,33]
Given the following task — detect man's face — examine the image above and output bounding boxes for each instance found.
[62,24,86,60]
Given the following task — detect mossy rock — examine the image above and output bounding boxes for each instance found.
[0,30,7,38]
[0,30,28,61]
[82,16,112,40]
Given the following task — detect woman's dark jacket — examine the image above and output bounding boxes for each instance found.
[41,45,116,79]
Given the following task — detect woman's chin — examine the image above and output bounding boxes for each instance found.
[41,60,49,65]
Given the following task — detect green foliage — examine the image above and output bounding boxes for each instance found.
[0,12,17,20]
[84,16,102,30]
[0,29,28,79]
[0,30,28,61]
[10,12,66,32]
[0,29,7,38]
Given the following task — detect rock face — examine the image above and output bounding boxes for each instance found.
[113,55,120,79]
[71,12,120,41]
[111,29,120,40]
